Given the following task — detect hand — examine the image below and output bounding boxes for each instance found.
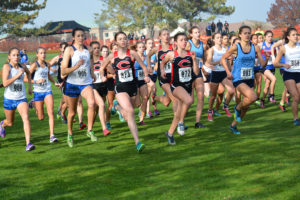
[161,71,167,79]
[58,83,64,89]
[28,87,32,95]
[55,82,60,87]
[18,68,25,77]
[148,67,153,75]
[191,51,196,60]
[101,76,107,82]
[36,79,45,84]
[144,76,150,83]
[265,52,271,61]
[92,74,97,82]
[226,72,233,80]
[77,59,84,67]
[284,64,291,69]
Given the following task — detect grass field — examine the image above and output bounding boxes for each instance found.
[0,52,299,200]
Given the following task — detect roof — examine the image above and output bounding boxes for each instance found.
[42,20,90,35]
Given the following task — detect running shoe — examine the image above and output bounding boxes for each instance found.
[106,122,112,130]
[234,105,242,123]
[230,125,241,135]
[177,122,185,136]
[103,129,111,136]
[138,121,146,125]
[208,110,213,122]
[26,143,35,151]
[67,134,73,147]
[56,111,61,120]
[165,132,176,145]
[79,122,87,130]
[0,121,6,138]
[62,115,67,124]
[184,125,188,130]
[151,93,157,105]
[269,95,276,103]
[136,141,145,152]
[50,135,58,143]
[260,99,265,108]
[213,110,222,116]
[294,119,300,126]
[279,104,286,112]
[86,130,98,142]
[117,111,125,122]
[223,106,232,117]
[146,112,153,118]
[195,122,206,129]
[154,109,160,116]
[28,100,34,109]
[255,100,261,106]
[111,100,119,115]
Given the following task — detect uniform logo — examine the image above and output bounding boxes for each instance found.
[178,59,191,68]
[117,60,130,69]
[160,53,168,61]
[94,63,101,71]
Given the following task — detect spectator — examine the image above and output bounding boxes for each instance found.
[128,33,132,40]
[211,22,216,33]
[254,26,265,37]
[217,20,223,33]
[206,24,212,36]
[20,49,29,66]
[224,21,229,34]
[141,34,146,40]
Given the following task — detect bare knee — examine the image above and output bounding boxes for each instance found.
[249,93,257,103]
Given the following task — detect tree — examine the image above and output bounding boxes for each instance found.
[0,0,60,36]
[267,0,300,28]
[95,0,180,37]
[161,0,235,27]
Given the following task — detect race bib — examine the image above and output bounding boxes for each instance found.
[13,83,23,93]
[137,70,144,81]
[254,58,259,67]
[196,58,203,68]
[215,64,224,71]
[267,56,273,65]
[291,59,300,70]
[164,62,172,73]
[179,67,192,82]
[118,68,133,82]
[38,81,48,88]
[78,69,87,78]
[94,71,102,83]
[241,68,253,80]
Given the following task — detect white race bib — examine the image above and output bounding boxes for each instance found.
[137,70,144,81]
[118,68,133,82]
[196,58,203,68]
[12,82,23,93]
[179,67,192,82]
[164,62,172,73]
[291,59,300,70]
[77,68,88,78]
[94,71,102,83]
[241,68,253,80]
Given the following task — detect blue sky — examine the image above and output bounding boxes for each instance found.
[33,0,276,28]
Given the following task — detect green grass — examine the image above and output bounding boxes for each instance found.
[0,53,300,200]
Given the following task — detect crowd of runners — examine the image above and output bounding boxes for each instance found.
[1,25,300,152]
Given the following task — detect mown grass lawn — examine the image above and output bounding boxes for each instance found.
[0,53,299,200]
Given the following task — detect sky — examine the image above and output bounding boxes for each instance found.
[32,0,276,28]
